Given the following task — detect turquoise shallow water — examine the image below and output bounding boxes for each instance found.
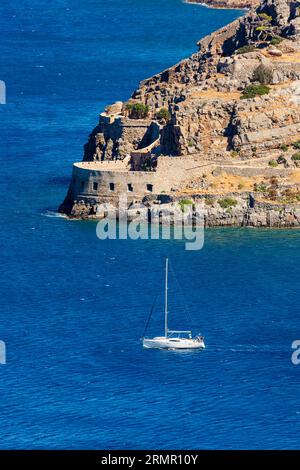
[1,0,300,450]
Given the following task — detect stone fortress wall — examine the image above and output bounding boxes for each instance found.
[83,105,160,162]
[68,154,290,205]
[68,156,213,204]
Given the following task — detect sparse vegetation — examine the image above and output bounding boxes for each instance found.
[256,25,268,32]
[179,199,193,212]
[187,139,194,147]
[280,143,289,152]
[126,102,149,119]
[140,156,154,171]
[231,150,239,158]
[258,13,272,22]
[293,140,300,150]
[268,159,278,167]
[281,191,300,203]
[236,45,256,55]
[270,36,283,46]
[254,182,267,192]
[241,84,270,100]
[218,197,238,209]
[253,63,273,85]
[292,152,300,161]
[156,107,171,123]
[238,183,244,190]
[268,188,277,200]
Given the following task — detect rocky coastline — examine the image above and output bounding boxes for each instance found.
[68,194,300,228]
[59,0,300,228]
[186,0,257,10]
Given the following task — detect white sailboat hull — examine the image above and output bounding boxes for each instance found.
[142,259,205,351]
[143,336,205,350]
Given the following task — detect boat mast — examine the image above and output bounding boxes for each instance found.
[165,258,168,338]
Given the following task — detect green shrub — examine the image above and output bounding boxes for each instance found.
[241,84,270,99]
[258,13,272,22]
[292,152,300,161]
[253,63,273,85]
[268,159,278,167]
[293,140,300,149]
[218,197,238,209]
[156,107,170,122]
[238,183,244,190]
[187,139,194,147]
[254,182,267,192]
[231,150,239,158]
[179,199,193,212]
[236,45,256,55]
[280,143,288,152]
[277,155,287,165]
[270,36,283,46]
[126,102,149,119]
[256,25,268,32]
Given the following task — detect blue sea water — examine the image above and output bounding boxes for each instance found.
[1,0,300,450]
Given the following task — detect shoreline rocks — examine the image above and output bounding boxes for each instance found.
[186,0,258,10]
[62,195,300,228]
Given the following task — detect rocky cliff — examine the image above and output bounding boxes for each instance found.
[60,0,300,227]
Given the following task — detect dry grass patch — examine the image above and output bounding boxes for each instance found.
[290,169,300,184]
[206,173,262,193]
[191,90,241,101]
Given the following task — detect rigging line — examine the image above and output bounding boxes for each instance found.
[141,293,159,339]
[103,298,159,332]
[169,261,196,328]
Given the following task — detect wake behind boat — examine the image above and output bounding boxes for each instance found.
[142,259,205,350]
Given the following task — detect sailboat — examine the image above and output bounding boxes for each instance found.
[142,259,205,350]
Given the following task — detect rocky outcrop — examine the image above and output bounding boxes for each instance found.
[60,0,300,227]
[186,0,258,9]
[129,0,300,159]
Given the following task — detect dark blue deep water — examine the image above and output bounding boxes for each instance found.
[1,0,300,450]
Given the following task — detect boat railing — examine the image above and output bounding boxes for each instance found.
[168,330,192,337]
